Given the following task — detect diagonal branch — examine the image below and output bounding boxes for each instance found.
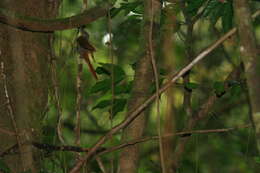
[0,3,111,32]
[68,9,260,173]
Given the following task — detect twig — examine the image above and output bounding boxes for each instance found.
[69,9,260,173]
[96,124,251,157]
[1,63,21,143]
[1,124,249,158]
[148,0,165,172]
[50,45,65,144]
[172,63,243,169]
[107,6,115,173]
[182,0,194,117]
[0,127,15,136]
[0,62,23,169]
[0,143,19,158]
[75,44,84,146]
[96,157,107,173]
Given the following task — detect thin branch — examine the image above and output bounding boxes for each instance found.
[96,157,108,173]
[50,46,65,144]
[0,127,15,136]
[0,62,23,169]
[0,63,21,142]
[69,10,260,173]
[182,0,195,117]
[75,56,83,146]
[0,3,111,32]
[172,63,243,170]
[0,124,249,158]
[148,0,165,172]
[96,124,251,157]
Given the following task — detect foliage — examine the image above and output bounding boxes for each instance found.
[22,0,260,172]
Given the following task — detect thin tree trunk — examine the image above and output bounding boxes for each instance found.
[161,5,178,173]
[233,0,260,153]
[0,0,60,172]
[118,0,161,172]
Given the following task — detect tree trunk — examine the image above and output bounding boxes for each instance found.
[118,0,161,172]
[233,0,260,153]
[161,5,178,173]
[0,0,60,172]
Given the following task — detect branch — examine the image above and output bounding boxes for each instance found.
[0,3,111,32]
[69,9,260,173]
[96,124,251,157]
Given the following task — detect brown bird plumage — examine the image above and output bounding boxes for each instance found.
[77,33,98,80]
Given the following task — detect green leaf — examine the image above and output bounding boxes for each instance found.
[110,1,142,18]
[90,67,125,94]
[110,7,123,18]
[0,159,10,173]
[98,63,126,82]
[185,82,199,90]
[126,81,133,93]
[92,100,111,110]
[221,2,233,32]
[114,84,129,94]
[96,66,111,76]
[111,99,127,116]
[213,81,225,97]
[159,68,167,76]
[227,80,240,87]
[254,156,260,164]
[90,79,111,94]
[92,99,127,117]
[121,1,142,16]
[230,84,242,97]
[203,0,224,25]
[186,0,205,17]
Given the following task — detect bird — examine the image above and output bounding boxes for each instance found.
[76,28,98,80]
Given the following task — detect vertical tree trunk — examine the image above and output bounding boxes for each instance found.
[161,5,178,173]
[0,0,60,172]
[118,0,161,172]
[233,0,260,153]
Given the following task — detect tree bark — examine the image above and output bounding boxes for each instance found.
[0,0,60,172]
[161,5,178,173]
[118,0,161,172]
[233,0,260,153]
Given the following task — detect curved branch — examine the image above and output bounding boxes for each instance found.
[0,3,111,32]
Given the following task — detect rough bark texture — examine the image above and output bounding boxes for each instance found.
[233,0,260,152]
[118,0,161,172]
[0,0,59,172]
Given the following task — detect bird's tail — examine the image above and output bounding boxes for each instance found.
[82,52,98,80]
